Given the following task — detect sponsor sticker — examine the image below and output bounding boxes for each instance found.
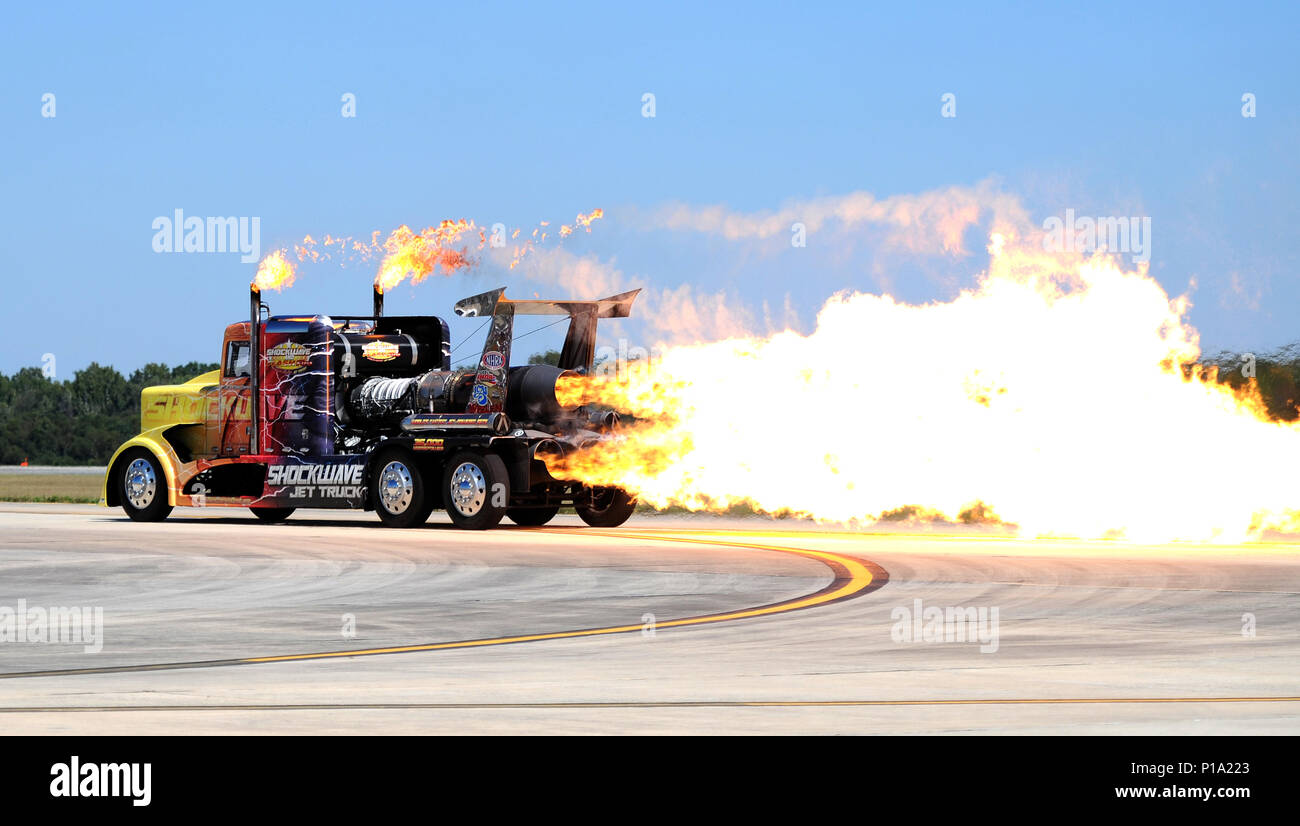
[483,351,505,369]
[361,340,401,362]
[471,385,490,407]
[408,414,492,427]
[475,371,499,385]
[266,342,311,372]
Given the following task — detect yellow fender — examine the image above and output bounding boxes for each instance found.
[101,428,187,507]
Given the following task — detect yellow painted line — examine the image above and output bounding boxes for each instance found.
[0,529,884,678]
[243,531,877,664]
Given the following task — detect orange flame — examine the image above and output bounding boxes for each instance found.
[373,219,477,292]
[546,232,1300,542]
[292,207,605,278]
[252,250,297,292]
[576,208,603,230]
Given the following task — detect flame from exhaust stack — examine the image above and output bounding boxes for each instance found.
[373,219,478,293]
[252,249,297,292]
[291,208,606,280]
[550,232,1300,542]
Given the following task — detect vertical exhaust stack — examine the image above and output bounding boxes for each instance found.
[373,284,384,319]
[249,285,262,455]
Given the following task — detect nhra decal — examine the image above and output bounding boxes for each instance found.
[413,437,445,451]
[467,308,513,413]
[263,461,366,502]
[266,341,311,372]
[361,340,401,362]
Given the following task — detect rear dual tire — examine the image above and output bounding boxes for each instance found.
[371,448,435,528]
[507,506,561,526]
[444,451,510,530]
[575,486,637,528]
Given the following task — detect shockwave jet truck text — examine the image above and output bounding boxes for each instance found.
[102,284,639,529]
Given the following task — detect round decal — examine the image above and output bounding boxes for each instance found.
[266,342,311,372]
[362,340,401,362]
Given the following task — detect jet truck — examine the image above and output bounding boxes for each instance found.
[102,284,639,529]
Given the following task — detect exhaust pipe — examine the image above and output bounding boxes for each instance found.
[249,285,262,455]
[373,284,384,319]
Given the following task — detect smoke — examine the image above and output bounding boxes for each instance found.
[636,180,1030,257]
[497,183,1034,348]
[491,244,798,345]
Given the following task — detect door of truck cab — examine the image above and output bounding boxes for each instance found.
[209,323,253,457]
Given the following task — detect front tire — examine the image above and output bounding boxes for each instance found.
[443,451,509,530]
[250,507,295,523]
[118,448,173,522]
[371,449,432,528]
[507,505,560,526]
[575,486,637,528]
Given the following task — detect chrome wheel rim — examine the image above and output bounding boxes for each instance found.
[378,461,414,515]
[449,462,487,517]
[124,458,157,510]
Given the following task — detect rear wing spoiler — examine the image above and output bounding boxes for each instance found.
[453,288,641,319]
[453,287,641,413]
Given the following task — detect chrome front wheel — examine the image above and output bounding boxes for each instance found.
[117,448,172,522]
[124,458,157,510]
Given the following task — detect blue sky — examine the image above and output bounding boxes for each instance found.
[1,1,1297,374]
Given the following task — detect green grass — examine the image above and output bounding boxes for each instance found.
[0,474,101,503]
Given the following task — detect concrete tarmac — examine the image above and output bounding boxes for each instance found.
[0,504,1296,734]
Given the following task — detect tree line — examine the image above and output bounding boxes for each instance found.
[0,362,216,465]
[2,347,1299,466]
[1205,346,1300,421]
[0,352,558,466]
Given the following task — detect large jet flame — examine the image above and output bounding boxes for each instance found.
[552,231,1299,542]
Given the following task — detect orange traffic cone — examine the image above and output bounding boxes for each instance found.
[20,457,28,467]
